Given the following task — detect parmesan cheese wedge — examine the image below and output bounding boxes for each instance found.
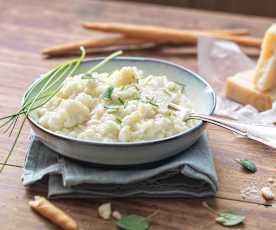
[225,69,276,111]
[254,24,276,92]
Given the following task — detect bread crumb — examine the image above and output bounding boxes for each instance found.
[112,210,122,220]
[261,187,274,200]
[240,183,259,200]
[98,203,112,220]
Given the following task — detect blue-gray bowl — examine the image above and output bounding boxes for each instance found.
[27,57,216,165]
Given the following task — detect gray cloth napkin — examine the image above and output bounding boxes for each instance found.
[22,134,218,199]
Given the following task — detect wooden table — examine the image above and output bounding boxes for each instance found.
[1,0,276,229]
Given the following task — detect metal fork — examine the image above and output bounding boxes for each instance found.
[169,103,276,149]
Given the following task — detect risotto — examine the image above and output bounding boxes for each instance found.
[33,66,197,142]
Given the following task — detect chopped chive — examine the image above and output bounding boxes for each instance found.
[81,72,96,80]
[0,49,123,173]
[174,81,186,93]
[163,88,173,96]
[102,86,114,100]
[149,101,158,107]
[87,50,122,74]
[144,96,159,107]
[104,105,122,113]
[116,118,122,124]
[118,97,125,105]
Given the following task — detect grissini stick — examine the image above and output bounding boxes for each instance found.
[42,36,149,56]
[82,22,261,47]
[29,196,78,230]
[42,29,255,57]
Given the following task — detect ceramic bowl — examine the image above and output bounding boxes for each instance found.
[27,57,216,165]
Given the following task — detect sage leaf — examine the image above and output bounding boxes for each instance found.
[102,86,114,100]
[238,159,257,173]
[117,214,149,230]
[216,212,245,227]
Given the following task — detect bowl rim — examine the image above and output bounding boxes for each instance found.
[26,56,216,146]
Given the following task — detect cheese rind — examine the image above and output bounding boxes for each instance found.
[254,24,276,92]
[225,70,273,111]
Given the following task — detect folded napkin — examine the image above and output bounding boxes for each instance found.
[22,134,218,199]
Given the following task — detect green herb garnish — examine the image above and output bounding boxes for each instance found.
[116,118,122,124]
[202,201,245,227]
[0,49,123,173]
[118,97,125,105]
[102,86,114,101]
[104,105,122,113]
[236,159,257,173]
[117,210,159,230]
[145,96,158,107]
[81,72,95,80]
[163,88,173,96]
[174,81,186,93]
[216,212,245,227]
[117,215,149,230]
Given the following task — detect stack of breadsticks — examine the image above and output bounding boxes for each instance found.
[43,22,262,57]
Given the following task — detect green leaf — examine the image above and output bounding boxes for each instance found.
[117,215,149,230]
[102,86,114,100]
[118,97,125,105]
[216,212,245,227]
[238,159,257,173]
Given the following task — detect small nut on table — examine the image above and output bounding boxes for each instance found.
[98,203,112,220]
[261,187,274,200]
[112,210,122,220]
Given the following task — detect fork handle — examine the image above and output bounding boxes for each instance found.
[189,113,276,148]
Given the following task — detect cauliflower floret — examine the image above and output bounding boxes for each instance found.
[98,120,120,139]
[78,128,101,141]
[113,86,139,101]
[138,102,156,119]
[44,96,62,111]
[92,104,105,120]
[122,111,141,126]
[47,110,68,131]
[58,77,85,98]
[118,126,132,142]
[136,120,156,140]
[84,79,97,95]
[123,101,138,114]
[75,93,97,110]
[109,67,139,87]
[60,99,90,128]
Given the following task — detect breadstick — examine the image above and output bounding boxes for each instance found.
[82,22,261,47]
[42,36,149,56]
[214,33,261,47]
[42,29,252,57]
[205,28,249,36]
[29,196,78,230]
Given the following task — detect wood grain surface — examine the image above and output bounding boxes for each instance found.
[0,0,276,229]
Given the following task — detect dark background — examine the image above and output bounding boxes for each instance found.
[119,0,276,17]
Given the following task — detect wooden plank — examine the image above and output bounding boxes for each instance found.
[0,0,274,205]
[0,0,276,229]
[1,165,276,230]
